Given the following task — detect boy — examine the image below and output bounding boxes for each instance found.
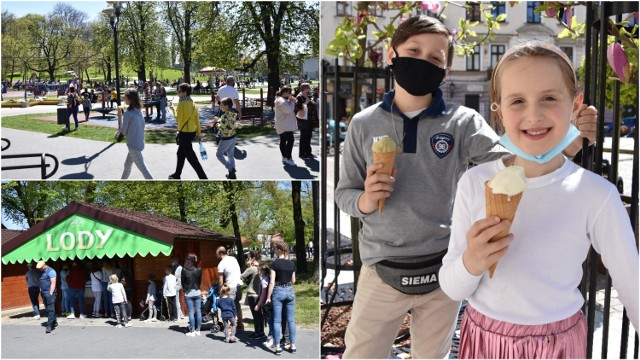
[162,265,178,322]
[334,15,596,359]
[212,97,238,179]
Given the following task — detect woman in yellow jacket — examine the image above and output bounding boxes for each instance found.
[168,83,208,179]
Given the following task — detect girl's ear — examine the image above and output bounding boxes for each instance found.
[572,93,584,119]
[386,46,396,65]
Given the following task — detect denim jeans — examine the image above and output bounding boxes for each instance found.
[185,295,202,331]
[41,290,57,327]
[61,288,70,313]
[28,286,41,316]
[102,282,113,316]
[272,286,296,345]
[69,287,85,315]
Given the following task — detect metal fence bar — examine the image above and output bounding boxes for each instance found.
[321,60,329,285]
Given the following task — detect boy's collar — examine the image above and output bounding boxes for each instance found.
[179,95,192,102]
[379,88,446,119]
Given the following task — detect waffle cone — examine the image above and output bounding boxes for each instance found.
[485,181,523,278]
[373,150,397,215]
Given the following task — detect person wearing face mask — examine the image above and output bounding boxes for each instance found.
[334,15,598,359]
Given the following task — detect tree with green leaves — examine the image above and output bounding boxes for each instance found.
[24,4,88,81]
[164,2,201,84]
[226,1,319,106]
[292,181,306,273]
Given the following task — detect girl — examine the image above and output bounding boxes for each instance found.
[218,284,237,343]
[266,241,297,355]
[101,260,115,318]
[90,262,103,318]
[439,41,638,359]
[168,83,208,179]
[274,86,297,167]
[66,86,79,132]
[116,88,154,179]
[295,83,312,160]
[107,274,131,328]
[181,253,203,336]
[212,97,238,179]
[144,274,157,323]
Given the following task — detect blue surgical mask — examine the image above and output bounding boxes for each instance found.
[499,124,580,164]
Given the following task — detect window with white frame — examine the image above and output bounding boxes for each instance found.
[336,2,352,17]
[490,44,506,67]
[466,45,481,71]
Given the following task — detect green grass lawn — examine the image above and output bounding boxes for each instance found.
[1,114,276,144]
[294,274,320,327]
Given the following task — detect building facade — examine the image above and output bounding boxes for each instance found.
[321,1,586,120]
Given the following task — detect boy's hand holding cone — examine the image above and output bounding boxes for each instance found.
[371,136,399,214]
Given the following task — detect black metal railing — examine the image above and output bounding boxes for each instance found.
[1,138,59,179]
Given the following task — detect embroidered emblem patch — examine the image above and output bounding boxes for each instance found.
[430,133,454,158]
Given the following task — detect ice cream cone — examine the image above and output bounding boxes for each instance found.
[485,181,523,278]
[373,150,397,214]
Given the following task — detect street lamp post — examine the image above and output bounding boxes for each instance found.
[104,2,122,107]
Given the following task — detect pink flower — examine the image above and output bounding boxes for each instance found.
[545,7,557,18]
[634,12,638,22]
[420,1,440,13]
[607,42,631,83]
[564,6,573,22]
[450,28,457,37]
[393,1,405,7]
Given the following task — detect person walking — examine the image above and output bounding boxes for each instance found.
[266,241,297,354]
[274,86,297,167]
[181,253,203,336]
[241,251,265,339]
[216,76,242,120]
[217,246,244,331]
[168,83,208,180]
[116,88,154,179]
[26,263,42,320]
[66,85,79,132]
[36,261,57,334]
[212,97,238,179]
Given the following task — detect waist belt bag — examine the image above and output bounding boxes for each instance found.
[375,249,447,295]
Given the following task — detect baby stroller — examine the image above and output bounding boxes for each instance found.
[202,285,223,333]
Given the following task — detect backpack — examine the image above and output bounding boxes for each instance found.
[68,94,77,108]
[82,95,91,108]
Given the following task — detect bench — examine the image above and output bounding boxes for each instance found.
[240,106,265,126]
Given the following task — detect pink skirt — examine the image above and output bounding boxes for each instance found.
[459,305,587,359]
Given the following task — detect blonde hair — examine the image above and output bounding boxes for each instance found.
[109,274,119,284]
[489,41,579,133]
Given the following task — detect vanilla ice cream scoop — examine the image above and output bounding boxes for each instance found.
[489,166,527,196]
[372,136,398,153]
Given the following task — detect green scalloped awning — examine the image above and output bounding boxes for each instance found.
[2,214,173,265]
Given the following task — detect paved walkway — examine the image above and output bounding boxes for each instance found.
[1,128,319,180]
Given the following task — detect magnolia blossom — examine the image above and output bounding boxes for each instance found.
[421,1,440,13]
[607,43,631,83]
[545,7,557,18]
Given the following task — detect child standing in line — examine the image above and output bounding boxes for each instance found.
[107,274,131,328]
[144,274,157,322]
[116,88,154,179]
[212,97,238,179]
[439,41,638,359]
[218,284,237,343]
[255,265,273,344]
[163,265,178,322]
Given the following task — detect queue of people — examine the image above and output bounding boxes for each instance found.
[26,242,299,355]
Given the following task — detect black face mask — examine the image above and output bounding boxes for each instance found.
[390,50,446,96]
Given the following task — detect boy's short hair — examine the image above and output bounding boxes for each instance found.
[221,284,231,296]
[220,97,233,108]
[178,83,191,95]
[390,15,454,68]
[300,83,310,92]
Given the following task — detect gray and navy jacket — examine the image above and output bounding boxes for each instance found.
[335,88,508,266]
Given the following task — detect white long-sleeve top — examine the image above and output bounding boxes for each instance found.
[107,282,127,304]
[439,158,638,330]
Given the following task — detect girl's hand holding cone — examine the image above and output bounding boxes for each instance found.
[462,217,514,276]
[357,163,396,214]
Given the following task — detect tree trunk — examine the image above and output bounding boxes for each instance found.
[85,67,91,83]
[137,65,146,83]
[224,182,245,272]
[292,181,307,273]
[312,181,319,280]
[177,182,186,222]
[10,59,16,83]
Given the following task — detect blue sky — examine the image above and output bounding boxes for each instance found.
[2,1,108,22]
